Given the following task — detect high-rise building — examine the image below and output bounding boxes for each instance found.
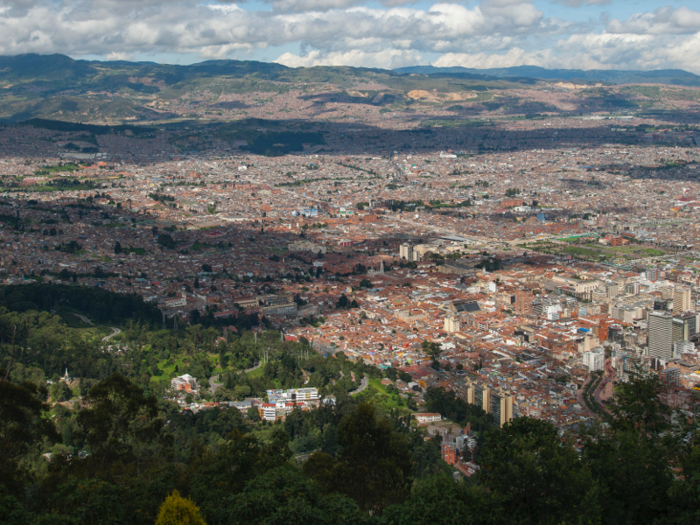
[474,385,490,413]
[515,288,534,315]
[583,347,605,372]
[647,267,659,282]
[606,281,619,300]
[490,390,514,427]
[399,243,419,262]
[648,311,673,360]
[608,324,625,344]
[672,312,696,343]
[673,286,692,315]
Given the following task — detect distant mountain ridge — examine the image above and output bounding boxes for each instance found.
[393,65,700,86]
[1,54,698,86]
[1,53,699,124]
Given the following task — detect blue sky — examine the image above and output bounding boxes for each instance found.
[1,0,699,72]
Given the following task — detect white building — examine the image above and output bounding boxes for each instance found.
[583,347,605,372]
[414,413,442,424]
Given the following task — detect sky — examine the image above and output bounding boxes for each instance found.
[0,0,699,72]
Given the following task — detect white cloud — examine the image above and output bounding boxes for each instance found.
[433,47,553,69]
[607,7,700,36]
[553,0,610,7]
[0,0,696,76]
[276,48,422,68]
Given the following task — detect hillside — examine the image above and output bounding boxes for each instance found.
[1,54,699,126]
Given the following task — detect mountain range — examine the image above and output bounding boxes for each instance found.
[0,54,698,124]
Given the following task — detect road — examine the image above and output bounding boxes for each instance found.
[209,375,223,393]
[245,361,262,373]
[594,360,615,408]
[73,313,93,325]
[102,327,121,342]
[350,375,369,396]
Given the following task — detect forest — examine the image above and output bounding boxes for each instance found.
[1,285,700,524]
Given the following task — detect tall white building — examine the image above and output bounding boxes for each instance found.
[399,243,420,262]
[648,311,673,360]
[583,347,605,372]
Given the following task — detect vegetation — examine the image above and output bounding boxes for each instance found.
[0,287,699,525]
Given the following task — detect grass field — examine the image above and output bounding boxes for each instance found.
[247,366,264,378]
[362,378,415,415]
[530,240,666,261]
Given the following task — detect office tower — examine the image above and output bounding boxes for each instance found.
[608,324,624,344]
[648,311,673,360]
[672,312,696,343]
[673,287,692,315]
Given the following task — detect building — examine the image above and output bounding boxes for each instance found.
[171,374,198,393]
[414,413,442,424]
[474,385,490,413]
[232,295,259,309]
[660,366,681,386]
[672,313,696,345]
[648,311,673,360]
[674,340,695,358]
[441,441,460,465]
[647,266,659,282]
[583,347,605,372]
[288,240,327,254]
[400,243,415,261]
[515,288,534,315]
[444,316,461,333]
[673,286,692,315]
[267,388,319,403]
[490,390,514,427]
[262,302,297,317]
[260,401,309,421]
[163,291,187,308]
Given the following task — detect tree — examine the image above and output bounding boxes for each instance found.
[336,294,349,309]
[76,373,162,468]
[331,402,412,514]
[580,375,676,525]
[422,340,442,361]
[247,406,261,422]
[113,241,123,254]
[479,417,600,525]
[156,234,176,249]
[155,490,206,525]
[0,376,57,493]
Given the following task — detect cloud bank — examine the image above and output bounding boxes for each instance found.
[0,0,697,73]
